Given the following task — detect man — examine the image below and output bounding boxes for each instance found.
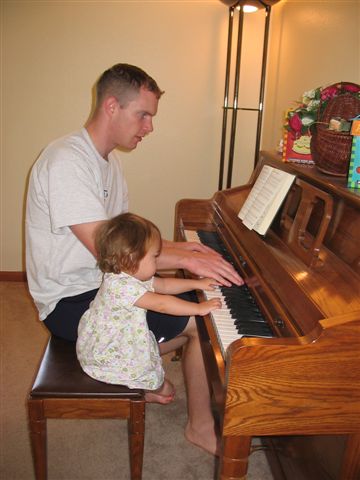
[26,63,242,455]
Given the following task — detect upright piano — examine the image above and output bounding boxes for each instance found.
[174,151,360,480]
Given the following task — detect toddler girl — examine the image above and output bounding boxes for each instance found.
[76,212,221,404]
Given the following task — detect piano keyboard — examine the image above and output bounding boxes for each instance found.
[184,229,274,356]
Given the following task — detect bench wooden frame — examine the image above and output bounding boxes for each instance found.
[28,336,145,480]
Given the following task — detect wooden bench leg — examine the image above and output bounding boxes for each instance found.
[128,399,146,480]
[28,398,47,480]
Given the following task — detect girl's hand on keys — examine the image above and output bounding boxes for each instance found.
[197,298,222,316]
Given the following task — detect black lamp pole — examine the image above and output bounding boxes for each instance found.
[218,1,275,190]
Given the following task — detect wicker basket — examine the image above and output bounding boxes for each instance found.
[310,83,360,176]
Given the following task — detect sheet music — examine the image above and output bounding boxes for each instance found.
[238,166,295,235]
[238,165,273,222]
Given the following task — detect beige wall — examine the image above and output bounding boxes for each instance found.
[1,0,229,271]
[262,0,360,151]
[1,0,359,272]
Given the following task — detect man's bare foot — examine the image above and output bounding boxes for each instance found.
[184,422,220,456]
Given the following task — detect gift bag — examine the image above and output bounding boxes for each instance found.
[282,129,313,164]
[347,115,360,189]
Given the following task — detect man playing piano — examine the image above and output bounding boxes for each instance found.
[25,63,242,456]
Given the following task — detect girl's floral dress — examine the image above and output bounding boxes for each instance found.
[76,272,164,390]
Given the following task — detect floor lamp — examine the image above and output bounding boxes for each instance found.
[218,0,280,190]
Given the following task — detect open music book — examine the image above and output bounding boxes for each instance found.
[238,165,296,235]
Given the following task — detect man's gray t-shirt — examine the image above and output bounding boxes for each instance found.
[26,128,128,320]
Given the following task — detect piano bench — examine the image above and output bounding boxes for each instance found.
[27,335,145,480]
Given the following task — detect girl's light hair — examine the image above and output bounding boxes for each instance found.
[95,213,161,274]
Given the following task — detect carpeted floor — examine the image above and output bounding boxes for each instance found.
[1,281,273,479]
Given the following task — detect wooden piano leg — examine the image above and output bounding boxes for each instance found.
[219,435,251,480]
[339,434,360,480]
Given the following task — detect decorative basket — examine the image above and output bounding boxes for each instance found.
[310,82,360,176]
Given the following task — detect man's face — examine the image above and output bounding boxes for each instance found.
[110,87,159,150]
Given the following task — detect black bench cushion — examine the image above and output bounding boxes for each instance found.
[31,336,143,398]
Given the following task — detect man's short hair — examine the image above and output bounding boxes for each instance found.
[96,63,164,107]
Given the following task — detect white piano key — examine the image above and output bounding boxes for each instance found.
[184,227,273,356]
[184,229,243,356]
[202,287,241,357]
[184,230,200,243]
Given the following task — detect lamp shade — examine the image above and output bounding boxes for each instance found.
[219,0,241,5]
[219,0,280,7]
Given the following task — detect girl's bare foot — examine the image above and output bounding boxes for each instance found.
[144,390,175,404]
[184,422,220,456]
[145,378,175,404]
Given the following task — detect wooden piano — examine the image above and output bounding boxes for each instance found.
[174,151,360,480]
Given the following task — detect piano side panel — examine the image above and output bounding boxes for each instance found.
[326,202,360,275]
[222,312,360,438]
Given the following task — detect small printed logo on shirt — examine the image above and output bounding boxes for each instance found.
[104,189,108,199]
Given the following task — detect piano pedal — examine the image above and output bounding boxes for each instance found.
[250,444,269,454]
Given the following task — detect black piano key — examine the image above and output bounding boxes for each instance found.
[224,294,260,307]
[228,304,262,315]
[228,304,261,316]
[235,323,271,333]
[236,325,273,337]
[196,229,274,339]
[231,310,266,322]
[222,286,266,320]
[233,316,271,329]
[198,231,238,266]
[221,285,254,297]
[227,300,264,313]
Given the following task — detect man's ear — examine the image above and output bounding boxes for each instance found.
[103,96,119,117]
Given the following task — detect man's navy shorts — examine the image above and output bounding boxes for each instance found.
[43,288,192,343]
